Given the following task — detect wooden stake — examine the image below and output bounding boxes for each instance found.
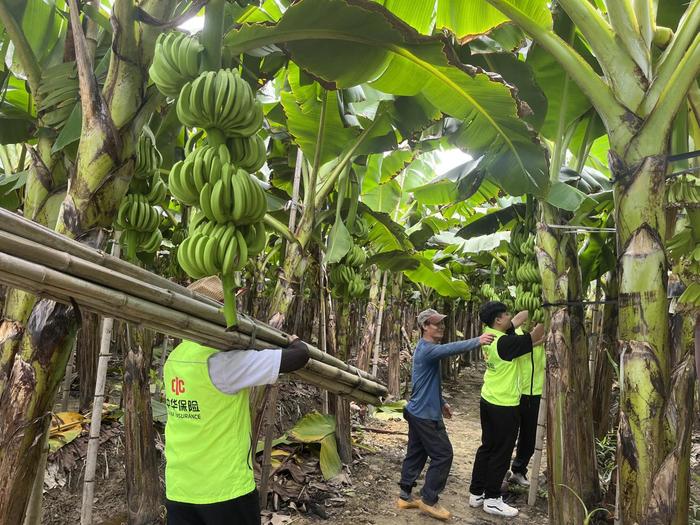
[527,381,547,506]
[81,237,120,525]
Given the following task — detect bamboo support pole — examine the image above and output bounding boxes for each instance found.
[61,344,76,411]
[0,214,379,383]
[304,358,386,397]
[527,381,547,506]
[81,239,120,525]
[0,251,386,403]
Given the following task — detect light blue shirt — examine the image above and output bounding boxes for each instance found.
[405,338,481,421]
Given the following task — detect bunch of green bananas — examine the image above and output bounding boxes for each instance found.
[228,135,266,172]
[169,145,267,225]
[350,216,369,239]
[114,131,167,260]
[177,69,263,139]
[180,213,267,325]
[343,244,367,267]
[508,220,544,323]
[330,265,365,298]
[36,61,79,129]
[668,176,700,206]
[134,131,163,179]
[115,194,163,259]
[149,32,203,99]
[178,218,266,279]
[480,282,499,301]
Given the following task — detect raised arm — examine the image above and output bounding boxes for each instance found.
[422,333,494,362]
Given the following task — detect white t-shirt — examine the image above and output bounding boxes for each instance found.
[207,349,281,394]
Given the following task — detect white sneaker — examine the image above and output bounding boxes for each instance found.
[483,497,519,517]
[509,471,530,487]
[468,492,484,508]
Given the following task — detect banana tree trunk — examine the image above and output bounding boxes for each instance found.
[0,1,174,520]
[386,273,403,398]
[267,232,310,329]
[123,325,161,525]
[536,203,600,524]
[335,299,352,464]
[591,274,619,440]
[77,311,101,412]
[611,148,694,524]
[356,266,381,372]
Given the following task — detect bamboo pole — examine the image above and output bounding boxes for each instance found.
[81,238,120,525]
[304,358,386,397]
[0,221,378,383]
[61,344,76,411]
[0,252,386,403]
[527,381,547,506]
[371,271,389,378]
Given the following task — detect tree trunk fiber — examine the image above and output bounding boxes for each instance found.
[537,204,600,524]
[77,311,100,412]
[357,266,381,372]
[335,300,352,464]
[123,326,161,525]
[591,274,619,440]
[386,274,402,398]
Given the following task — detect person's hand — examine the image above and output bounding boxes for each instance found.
[442,403,453,419]
[479,332,495,346]
[530,323,545,345]
[511,310,529,328]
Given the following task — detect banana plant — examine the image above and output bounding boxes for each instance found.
[438,1,700,523]
[0,1,179,522]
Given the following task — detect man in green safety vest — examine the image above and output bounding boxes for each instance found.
[507,323,546,487]
[468,301,544,518]
[163,276,310,525]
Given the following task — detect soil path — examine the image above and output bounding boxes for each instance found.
[296,365,549,524]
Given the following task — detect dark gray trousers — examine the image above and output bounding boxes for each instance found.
[399,408,454,505]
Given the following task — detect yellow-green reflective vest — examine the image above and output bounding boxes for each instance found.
[514,328,545,396]
[164,341,255,504]
[481,327,521,406]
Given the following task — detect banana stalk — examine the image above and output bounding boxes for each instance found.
[536,203,600,524]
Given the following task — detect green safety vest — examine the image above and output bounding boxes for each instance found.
[481,326,521,406]
[514,328,545,396]
[164,341,255,504]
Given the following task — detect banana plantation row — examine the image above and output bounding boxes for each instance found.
[0,0,699,524]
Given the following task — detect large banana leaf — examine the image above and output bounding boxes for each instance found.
[456,203,525,238]
[404,254,471,298]
[281,65,358,165]
[288,411,342,479]
[225,0,549,196]
[374,0,551,42]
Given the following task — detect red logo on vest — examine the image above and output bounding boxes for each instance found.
[171,377,186,396]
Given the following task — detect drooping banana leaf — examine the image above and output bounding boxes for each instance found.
[225,0,549,196]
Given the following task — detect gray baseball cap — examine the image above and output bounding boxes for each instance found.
[417,308,446,327]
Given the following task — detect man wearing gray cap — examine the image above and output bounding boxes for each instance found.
[396,308,495,521]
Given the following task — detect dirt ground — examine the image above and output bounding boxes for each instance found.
[41,363,700,524]
[293,366,549,525]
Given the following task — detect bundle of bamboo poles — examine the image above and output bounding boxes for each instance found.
[0,209,388,404]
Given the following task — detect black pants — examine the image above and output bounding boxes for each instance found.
[399,408,454,505]
[166,489,260,525]
[469,398,520,499]
[512,394,541,475]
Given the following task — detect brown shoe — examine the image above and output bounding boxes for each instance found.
[419,500,451,521]
[396,495,420,509]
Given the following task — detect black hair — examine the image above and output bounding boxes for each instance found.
[479,301,508,327]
